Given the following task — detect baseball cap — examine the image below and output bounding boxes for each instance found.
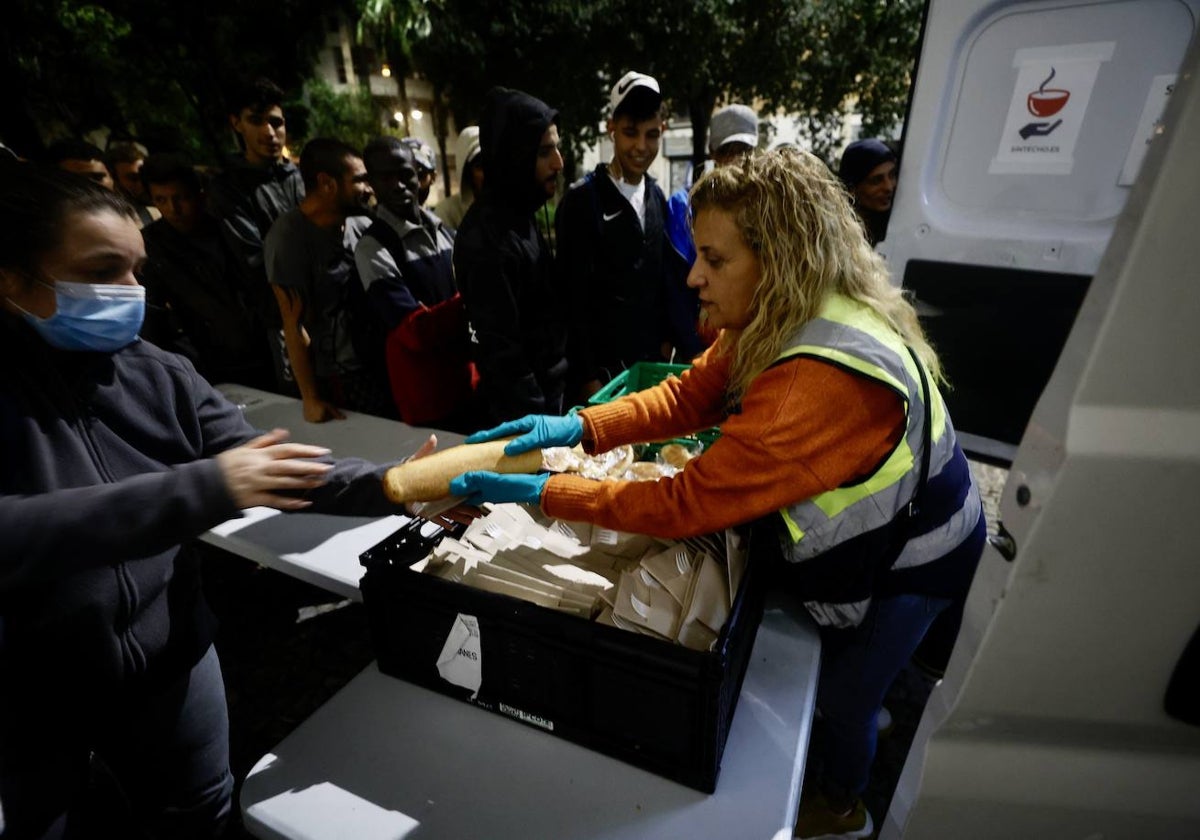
[609,71,662,117]
[401,137,436,173]
[709,104,759,154]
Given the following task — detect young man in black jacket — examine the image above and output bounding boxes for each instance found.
[208,77,306,394]
[453,87,568,423]
[555,71,688,402]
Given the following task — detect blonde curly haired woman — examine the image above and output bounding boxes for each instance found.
[453,149,985,839]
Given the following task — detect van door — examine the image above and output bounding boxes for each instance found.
[884,0,1198,463]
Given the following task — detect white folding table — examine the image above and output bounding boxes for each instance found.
[200,385,821,839]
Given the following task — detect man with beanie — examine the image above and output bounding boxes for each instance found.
[838,138,898,246]
[453,87,568,423]
[555,71,686,401]
[434,126,483,230]
[665,103,759,267]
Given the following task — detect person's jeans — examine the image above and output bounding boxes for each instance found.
[815,593,953,803]
[1,644,233,840]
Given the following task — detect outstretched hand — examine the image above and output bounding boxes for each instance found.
[465,414,583,455]
[406,432,438,463]
[216,428,333,510]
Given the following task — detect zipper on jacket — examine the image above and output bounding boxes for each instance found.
[70,388,143,672]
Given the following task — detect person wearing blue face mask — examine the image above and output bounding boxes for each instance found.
[0,165,436,839]
[8,271,147,351]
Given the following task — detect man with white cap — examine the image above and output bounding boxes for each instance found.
[434,125,483,230]
[665,102,759,266]
[555,70,688,401]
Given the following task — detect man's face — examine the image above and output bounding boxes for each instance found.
[534,124,564,202]
[365,145,421,219]
[469,159,485,194]
[713,142,753,168]
[59,159,114,190]
[232,105,286,166]
[854,160,898,214]
[607,114,663,183]
[114,159,148,202]
[415,168,435,206]
[337,155,374,216]
[148,180,204,235]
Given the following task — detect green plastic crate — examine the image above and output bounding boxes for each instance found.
[587,362,692,406]
[586,362,720,452]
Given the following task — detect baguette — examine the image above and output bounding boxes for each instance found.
[383,438,543,503]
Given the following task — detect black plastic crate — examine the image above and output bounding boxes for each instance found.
[359,521,769,792]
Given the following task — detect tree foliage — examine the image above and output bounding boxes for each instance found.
[3,0,924,170]
[2,0,339,162]
[294,79,394,152]
[409,0,610,171]
[405,0,925,168]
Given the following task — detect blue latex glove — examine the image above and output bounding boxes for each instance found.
[465,414,584,456]
[450,471,550,506]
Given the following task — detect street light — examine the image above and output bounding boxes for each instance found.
[381,63,392,78]
[411,109,423,121]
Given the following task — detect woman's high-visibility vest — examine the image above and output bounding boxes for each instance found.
[775,294,981,628]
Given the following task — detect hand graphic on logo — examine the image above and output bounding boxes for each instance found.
[1018,119,1063,140]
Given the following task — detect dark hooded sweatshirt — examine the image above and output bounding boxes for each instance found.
[453,88,568,423]
[0,312,398,724]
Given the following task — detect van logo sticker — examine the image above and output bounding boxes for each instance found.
[990,42,1114,176]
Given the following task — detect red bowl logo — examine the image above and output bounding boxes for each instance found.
[1027,89,1070,117]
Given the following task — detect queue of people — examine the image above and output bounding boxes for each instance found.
[0,67,957,840]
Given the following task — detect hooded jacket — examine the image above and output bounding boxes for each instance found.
[0,313,396,714]
[452,88,568,423]
[433,126,481,231]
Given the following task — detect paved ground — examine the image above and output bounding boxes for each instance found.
[205,460,1009,838]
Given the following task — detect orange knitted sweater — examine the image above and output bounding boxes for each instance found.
[542,341,906,539]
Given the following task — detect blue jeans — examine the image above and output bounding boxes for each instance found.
[815,593,953,802]
[2,644,233,840]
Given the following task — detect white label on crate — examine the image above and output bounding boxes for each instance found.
[436,613,482,698]
[499,702,555,732]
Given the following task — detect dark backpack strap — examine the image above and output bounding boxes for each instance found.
[905,344,933,518]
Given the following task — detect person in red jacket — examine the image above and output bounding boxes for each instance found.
[355,136,477,430]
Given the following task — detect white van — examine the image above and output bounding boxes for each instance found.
[882,1,1200,837]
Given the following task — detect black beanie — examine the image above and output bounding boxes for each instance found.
[838,139,897,189]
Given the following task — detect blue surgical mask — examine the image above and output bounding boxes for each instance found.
[12,279,145,352]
